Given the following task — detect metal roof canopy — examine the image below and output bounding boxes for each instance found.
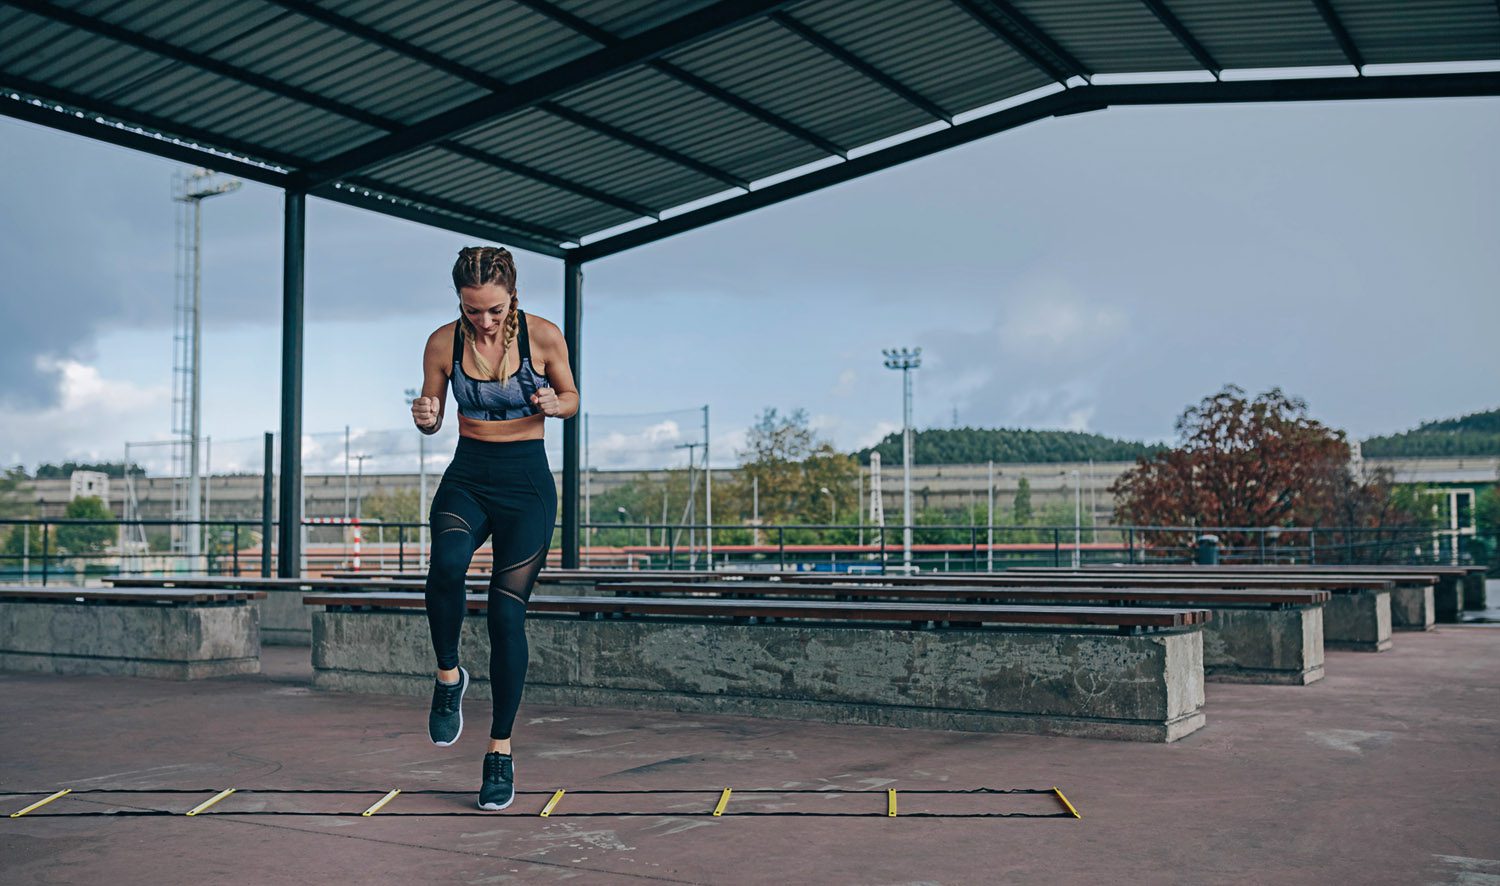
[4,0,1498,573]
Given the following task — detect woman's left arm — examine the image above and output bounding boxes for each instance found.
[530,319,580,419]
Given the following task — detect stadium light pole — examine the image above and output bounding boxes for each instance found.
[882,347,921,573]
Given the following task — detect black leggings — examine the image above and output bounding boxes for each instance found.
[424,437,556,740]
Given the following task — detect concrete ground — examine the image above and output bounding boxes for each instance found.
[2,618,1498,885]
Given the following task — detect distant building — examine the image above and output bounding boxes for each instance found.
[70,470,110,505]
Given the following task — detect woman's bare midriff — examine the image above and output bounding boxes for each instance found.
[458,412,546,442]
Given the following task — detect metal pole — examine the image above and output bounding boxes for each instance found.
[903,364,912,572]
[752,474,759,547]
[277,190,305,577]
[343,425,351,521]
[203,435,212,574]
[187,196,203,566]
[704,404,713,568]
[1072,469,1081,568]
[987,460,994,572]
[418,428,427,569]
[261,432,273,578]
[583,411,590,567]
[561,256,583,569]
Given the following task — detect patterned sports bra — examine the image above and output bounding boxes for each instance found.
[450,310,550,421]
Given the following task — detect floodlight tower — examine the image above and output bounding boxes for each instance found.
[882,347,921,572]
[172,168,240,566]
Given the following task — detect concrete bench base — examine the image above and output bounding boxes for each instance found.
[1463,573,1488,611]
[0,600,260,679]
[1323,590,1392,652]
[1435,577,1464,623]
[257,592,313,646]
[1390,585,1436,632]
[1201,606,1324,685]
[312,611,1207,742]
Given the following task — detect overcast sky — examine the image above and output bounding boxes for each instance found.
[1,83,1497,476]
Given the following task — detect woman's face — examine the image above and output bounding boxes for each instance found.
[458,283,512,334]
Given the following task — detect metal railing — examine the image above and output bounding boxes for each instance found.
[0,517,1477,586]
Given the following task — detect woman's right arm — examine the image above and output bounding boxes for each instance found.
[410,325,450,434]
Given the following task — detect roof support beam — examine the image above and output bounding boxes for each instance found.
[261,0,746,189]
[515,0,847,158]
[316,186,569,258]
[572,71,1500,260]
[1138,0,1223,79]
[949,0,1090,85]
[8,0,393,131]
[1309,0,1366,71]
[12,0,655,222]
[0,88,293,187]
[297,0,798,189]
[770,11,952,122]
[327,178,580,244]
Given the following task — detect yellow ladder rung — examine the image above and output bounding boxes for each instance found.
[712,788,732,817]
[1053,786,1081,819]
[361,789,400,817]
[185,788,236,816]
[10,789,70,818]
[539,789,565,818]
[887,789,897,817]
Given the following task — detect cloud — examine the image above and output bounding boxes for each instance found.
[0,358,170,469]
[993,275,1129,363]
[831,369,858,397]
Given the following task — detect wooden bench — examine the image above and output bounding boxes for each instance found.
[301,590,1211,743]
[0,585,264,679]
[1017,564,1478,621]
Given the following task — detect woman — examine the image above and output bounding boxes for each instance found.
[409,245,578,811]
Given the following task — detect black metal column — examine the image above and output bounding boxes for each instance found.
[561,255,583,568]
[277,191,305,577]
[261,431,273,578]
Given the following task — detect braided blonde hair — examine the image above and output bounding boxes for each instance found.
[452,246,520,382]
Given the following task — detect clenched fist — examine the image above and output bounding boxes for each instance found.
[411,395,439,430]
[530,385,562,417]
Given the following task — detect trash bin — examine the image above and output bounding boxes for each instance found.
[1195,534,1220,566]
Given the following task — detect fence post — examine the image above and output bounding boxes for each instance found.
[777,526,785,572]
[970,526,977,572]
[41,523,50,587]
[1053,528,1061,567]
[1127,527,1135,565]
[398,525,405,572]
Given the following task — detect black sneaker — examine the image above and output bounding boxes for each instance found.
[428,667,467,747]
[478,752,515,811]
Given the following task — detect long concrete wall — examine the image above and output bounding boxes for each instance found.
[311,610,1207,742]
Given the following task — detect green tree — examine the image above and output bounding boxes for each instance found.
[56,496,114,554]
[361,488,422,525]
[724,408,859,542]
[1013,477,1033,524]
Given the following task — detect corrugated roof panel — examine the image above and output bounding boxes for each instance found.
[205,14,471,125]
[1010,0,1200,73]
[789,0,1056,117]
[665,18,936,152]
[559,0,725,39]
[1338,0,1500,64]
[365,145,641,238]
[337,0,600,84]
[460,107,728,212]
[1166,0,1348,69]
[557,66,830,183]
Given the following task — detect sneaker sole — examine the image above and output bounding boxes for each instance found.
[429,669,467,747]
[477,794,514,811]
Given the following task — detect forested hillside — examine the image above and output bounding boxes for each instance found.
[1362,408,1500,457]
[856,427,1163,466]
